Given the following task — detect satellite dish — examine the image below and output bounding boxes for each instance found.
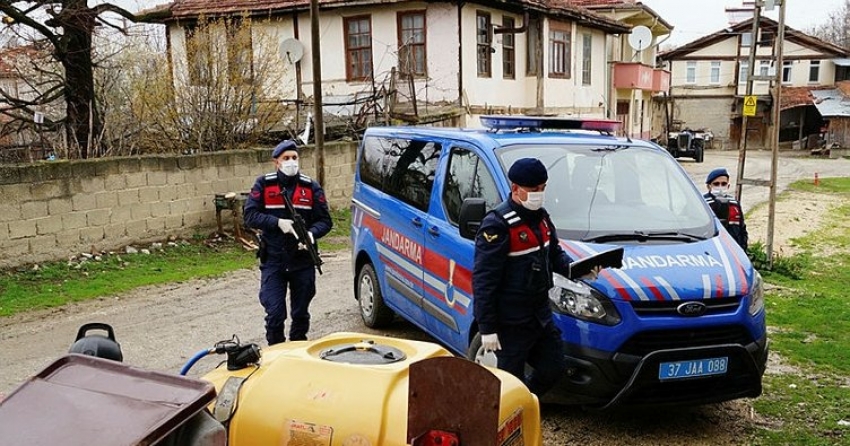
[280,38,304,64]
[627,26,653,51]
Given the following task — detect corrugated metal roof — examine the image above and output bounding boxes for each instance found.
[812,89,850,118]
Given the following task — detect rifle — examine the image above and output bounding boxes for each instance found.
[281,187,324,275]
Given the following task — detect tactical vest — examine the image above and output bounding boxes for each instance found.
[496,203,555,295]
[262,173,314,210]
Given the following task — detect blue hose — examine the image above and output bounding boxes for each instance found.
[180,349,213,376]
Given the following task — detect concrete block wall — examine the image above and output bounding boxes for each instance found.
[669,97,735,150]
[0,141,358,269]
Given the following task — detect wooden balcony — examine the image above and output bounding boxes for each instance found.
[613,63,670,92]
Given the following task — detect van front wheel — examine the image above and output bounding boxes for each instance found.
[356,263,394,328]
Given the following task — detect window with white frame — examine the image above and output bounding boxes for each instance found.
[759,60,771,77]
[710,61,721,84]
[809,60,820,83]
[581,33,592,85]
[686,61,696,83]
[738,60,748,84]
[782,60,792,83]
[740,32,752,47]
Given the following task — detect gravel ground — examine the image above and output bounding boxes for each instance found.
[1,150,848,444]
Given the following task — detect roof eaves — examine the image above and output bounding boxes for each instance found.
[582,2,673,31]
[660,16,850,60]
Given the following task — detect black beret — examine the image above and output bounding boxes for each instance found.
[508,158,548,187]
[272,140,298,158]
[706,167,729,184]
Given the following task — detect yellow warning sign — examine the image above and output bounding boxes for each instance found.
[743,95,757,117]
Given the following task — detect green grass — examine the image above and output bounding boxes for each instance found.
[0,208,352,318]
[745,177,850,444]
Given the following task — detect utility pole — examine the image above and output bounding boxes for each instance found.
[310,0,325,186]
[734,4,762,202]
[765,0,786,266]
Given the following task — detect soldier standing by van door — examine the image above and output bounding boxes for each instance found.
[703,168,748,251]
[473,158,600,396]
[243,140,333,345]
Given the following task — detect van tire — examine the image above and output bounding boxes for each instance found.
[356,263,394,328]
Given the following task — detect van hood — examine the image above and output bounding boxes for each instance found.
[561,231,751,301]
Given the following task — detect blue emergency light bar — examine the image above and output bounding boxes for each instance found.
[480,115,622,134]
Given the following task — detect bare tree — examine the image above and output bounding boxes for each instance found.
[0,0,135,159]
[809,0,850,49]
[122,17,291,154]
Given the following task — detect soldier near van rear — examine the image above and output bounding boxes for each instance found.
[243,140,332,345]
[703,168,748,251]
[473,158,600,396]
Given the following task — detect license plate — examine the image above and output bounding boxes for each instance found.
[658,357,728,380]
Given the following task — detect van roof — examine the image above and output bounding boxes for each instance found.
[362,125,658,151]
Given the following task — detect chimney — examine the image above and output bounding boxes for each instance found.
[725,1,755,25]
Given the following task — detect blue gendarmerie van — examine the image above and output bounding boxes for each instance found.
[350,116,768,408]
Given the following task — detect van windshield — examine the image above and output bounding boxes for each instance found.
[498,144,715,242]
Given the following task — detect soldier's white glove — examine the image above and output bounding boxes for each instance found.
[278,218,295,235]
[297,231,315,250]
[481,333,501,352]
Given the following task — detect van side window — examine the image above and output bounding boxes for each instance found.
[442,147,500,224]
[359,136,441,211]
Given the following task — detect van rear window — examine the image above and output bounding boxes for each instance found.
[360,136,441,211]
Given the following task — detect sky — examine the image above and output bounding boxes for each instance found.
[640,0,841,48]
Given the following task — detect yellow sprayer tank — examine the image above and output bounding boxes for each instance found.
[202,332,542,446]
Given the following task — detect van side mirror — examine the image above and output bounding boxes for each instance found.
[458,198,487,240]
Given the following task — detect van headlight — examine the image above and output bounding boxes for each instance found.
[749,270,765,316]
[549,274,621,326]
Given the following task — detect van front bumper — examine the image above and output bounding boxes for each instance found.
[541,335,769,408]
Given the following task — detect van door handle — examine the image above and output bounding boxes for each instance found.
[411,217,423,227]
[427,226,440,236]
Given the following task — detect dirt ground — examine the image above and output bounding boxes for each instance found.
[1,151,848,444]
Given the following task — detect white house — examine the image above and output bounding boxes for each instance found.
[573,0,673,140]
[658,17,850,149]
[138,0,629,133]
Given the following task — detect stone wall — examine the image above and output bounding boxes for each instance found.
[0,141,358,269]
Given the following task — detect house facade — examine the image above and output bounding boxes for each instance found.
[139,0,629,133]
[658,17,850,150]
[572,0,673,140]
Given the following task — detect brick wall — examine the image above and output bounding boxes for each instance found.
[0,141,358,269]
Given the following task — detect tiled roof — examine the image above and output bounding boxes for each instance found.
[0,44,46,77]
[139,0,628,32]
[780,86,833,111]
[566,0,636,5]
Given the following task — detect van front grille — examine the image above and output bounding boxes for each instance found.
[619,325,753,356]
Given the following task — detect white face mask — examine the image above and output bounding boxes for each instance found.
[279,160,299,177]
[521,191,545,211]
[711,187,728,196]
